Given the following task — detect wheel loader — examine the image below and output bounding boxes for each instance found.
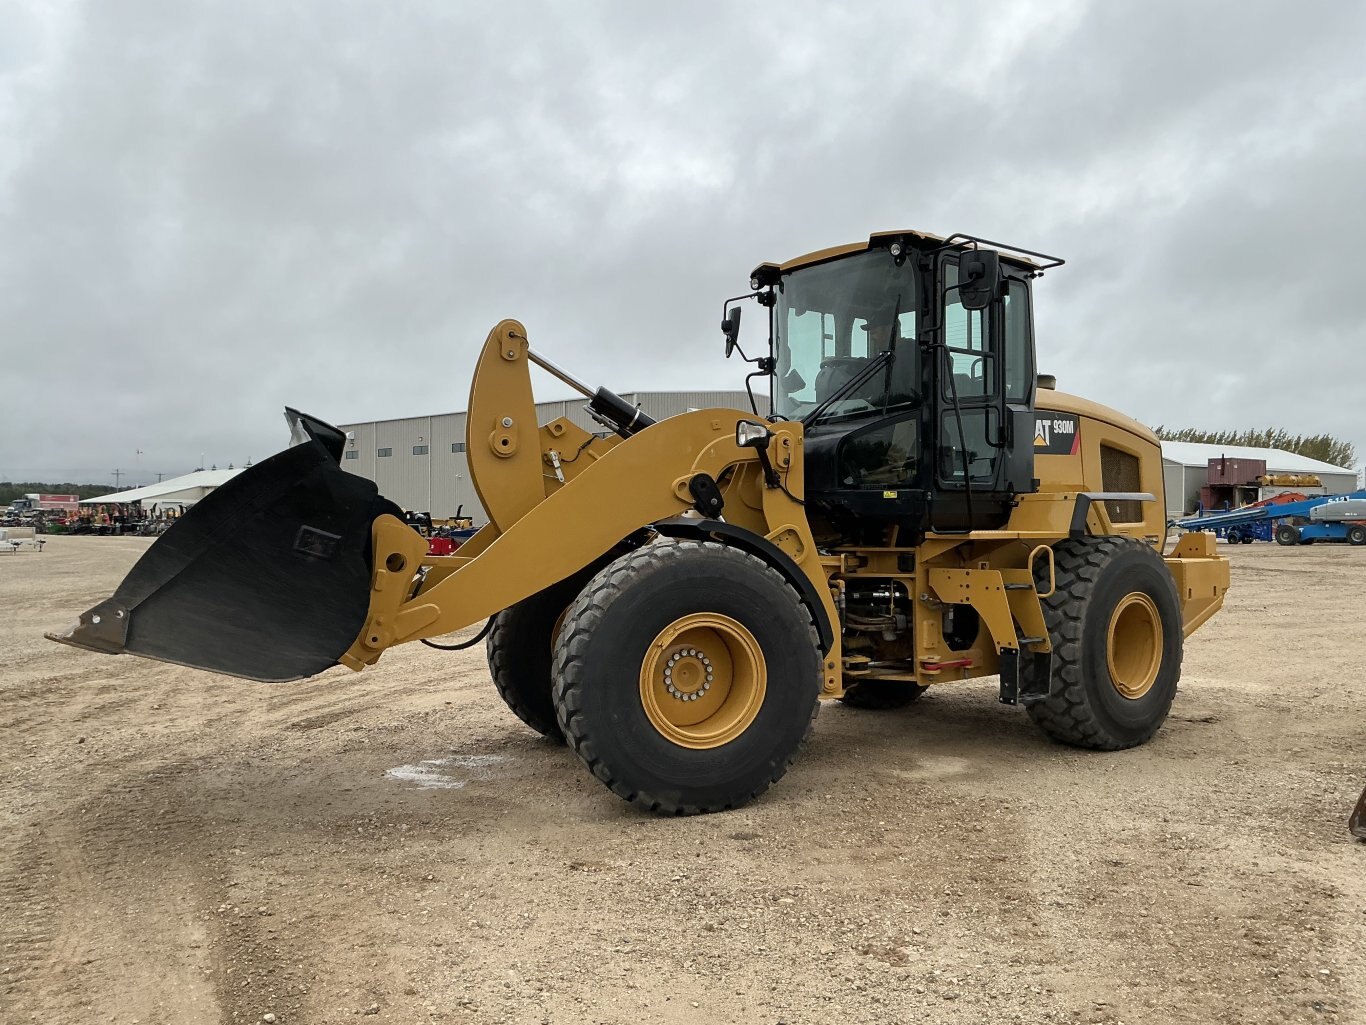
[50,229,1231,814]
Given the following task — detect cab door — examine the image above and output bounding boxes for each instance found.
[930,256,1036,530]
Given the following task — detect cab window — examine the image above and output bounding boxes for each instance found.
[942,262,995,401]
[1003,279,1032,404]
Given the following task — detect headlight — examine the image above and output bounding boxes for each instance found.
[735,421,771,449]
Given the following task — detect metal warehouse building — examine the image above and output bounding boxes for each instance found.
[338,391,763,521]
[1161,441,1358,518]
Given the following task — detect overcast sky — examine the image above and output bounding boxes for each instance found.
[3,1,1364,485]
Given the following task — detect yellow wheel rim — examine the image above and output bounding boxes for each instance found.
[639,613,766,750]
[551,605,571,650]
[1106,593,1163,700]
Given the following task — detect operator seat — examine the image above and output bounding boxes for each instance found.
[814,356,869,403]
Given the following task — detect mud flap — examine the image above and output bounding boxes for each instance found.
[48,409,404,682]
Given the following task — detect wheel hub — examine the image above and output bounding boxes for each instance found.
[663,648,714,702]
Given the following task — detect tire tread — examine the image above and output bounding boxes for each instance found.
[1025,536,1179,751]
[487,607,563,740]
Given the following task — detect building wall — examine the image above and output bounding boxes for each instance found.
[339,391,759,520]
[1161,461,1185,520]
[1319,471,1359,495]
[1183,464,1205,515]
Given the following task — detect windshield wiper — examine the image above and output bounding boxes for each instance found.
[800,349,894,429]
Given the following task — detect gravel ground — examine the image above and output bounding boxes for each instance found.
[1,536,1364,1025]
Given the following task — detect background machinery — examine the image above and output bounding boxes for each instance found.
[1174,491,1366,547]
[50,229,1230,814]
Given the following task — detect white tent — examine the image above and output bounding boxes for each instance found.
[80,468,244,509]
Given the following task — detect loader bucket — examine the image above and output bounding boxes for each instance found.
[1352,785,1366,840]
[47,409,403,682]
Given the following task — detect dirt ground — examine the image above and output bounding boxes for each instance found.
[1,537,1363,1025]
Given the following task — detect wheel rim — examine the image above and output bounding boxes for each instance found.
[1106,593,1163,700]
[639,613,766,749]
[551,605,571,649]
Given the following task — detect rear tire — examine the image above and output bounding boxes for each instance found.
[1225,529,1240,545]
[839,679,928,709]
[1023,536,1182,750]
[1349,526,1366,547]
[1275,523,1300,546]
[486,573,590,741]
[553,539,821,815]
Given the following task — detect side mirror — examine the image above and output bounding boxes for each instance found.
[722,307,742,358]
[958,250,1002,311]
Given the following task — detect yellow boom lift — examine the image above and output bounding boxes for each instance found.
[52,230,1231,814]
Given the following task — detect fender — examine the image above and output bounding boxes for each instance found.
[653,516,836,654]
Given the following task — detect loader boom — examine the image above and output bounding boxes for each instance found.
[340,320,839,693]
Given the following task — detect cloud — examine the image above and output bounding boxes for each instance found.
[2,0,1364,484]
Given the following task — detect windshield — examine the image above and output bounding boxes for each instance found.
[772,249,919,422]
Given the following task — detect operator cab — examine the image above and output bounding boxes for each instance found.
[734,231,1062,545]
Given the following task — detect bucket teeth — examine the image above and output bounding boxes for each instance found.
[45,599,132,654]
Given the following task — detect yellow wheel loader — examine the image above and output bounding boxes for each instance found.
[51,229,1231,814]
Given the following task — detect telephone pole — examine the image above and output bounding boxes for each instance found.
[112,468,123,489]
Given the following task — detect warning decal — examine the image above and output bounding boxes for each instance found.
[1034,413,1080,456]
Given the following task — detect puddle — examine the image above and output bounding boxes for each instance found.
[385,753,509,789]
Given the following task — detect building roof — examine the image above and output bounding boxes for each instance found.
[1161,441,1353,475]
[81,467,245,504]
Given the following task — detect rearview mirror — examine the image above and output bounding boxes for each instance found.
[722,307,742,357]
[957,250,1002,311]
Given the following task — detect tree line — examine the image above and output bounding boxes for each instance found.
[1150,428,1356,469]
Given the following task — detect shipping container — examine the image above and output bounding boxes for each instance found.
[1206,457,1267,486]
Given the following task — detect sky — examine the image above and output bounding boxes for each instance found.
[3,1,1365,486]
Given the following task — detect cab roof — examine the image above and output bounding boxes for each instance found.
[751,229,1047,282]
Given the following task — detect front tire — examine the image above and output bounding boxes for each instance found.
[552,539,821,815]
[1024,536,1183,750]
[1349,525,1366,547]
[1275,523,1300,546]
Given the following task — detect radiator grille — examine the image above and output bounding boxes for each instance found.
[1101,445,1143,522]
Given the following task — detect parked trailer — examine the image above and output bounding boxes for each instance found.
[1173,491,1366,547]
